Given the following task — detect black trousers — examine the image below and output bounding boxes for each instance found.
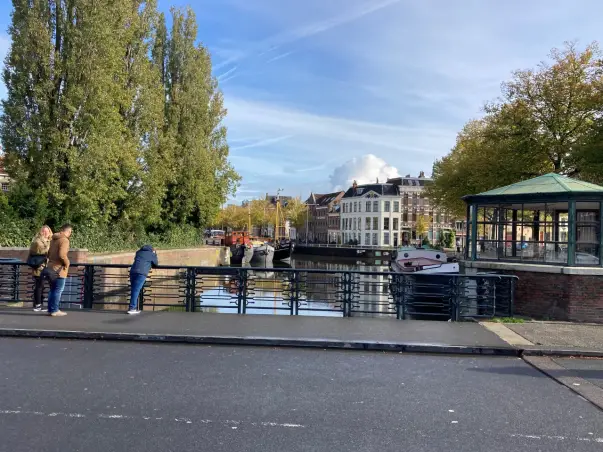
[33,275,44,307]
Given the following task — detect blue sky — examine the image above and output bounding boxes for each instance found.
[1,0,602,202]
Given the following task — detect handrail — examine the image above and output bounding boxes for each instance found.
[0,261,517,320]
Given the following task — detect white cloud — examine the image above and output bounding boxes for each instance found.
[329,154,400,191]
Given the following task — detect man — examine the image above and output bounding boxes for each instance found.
[128,245,159,314]
[46,224,73,317]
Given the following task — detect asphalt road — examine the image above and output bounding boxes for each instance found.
[0,339,602,452]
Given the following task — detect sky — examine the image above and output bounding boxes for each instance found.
[0,0,602,202]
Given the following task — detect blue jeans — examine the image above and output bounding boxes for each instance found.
[129,273,147,311]
[47,278,66,314]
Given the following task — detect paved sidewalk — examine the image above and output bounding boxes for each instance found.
[0,309,515,355]
[506,322,603,351]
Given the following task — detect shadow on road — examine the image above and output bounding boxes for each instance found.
[468,366,603,379]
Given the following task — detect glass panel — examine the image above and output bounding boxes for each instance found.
[576,202,600,266]
[365,217,371,230]
[393,201,400,212]
[384,201,390,212]
[366,201,371,212]
[373,201,378,212]
[384,218,389,230]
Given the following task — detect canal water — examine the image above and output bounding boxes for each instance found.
[198,255,395,317]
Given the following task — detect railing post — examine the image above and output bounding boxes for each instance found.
[394,274,404,320]
[83,265,95,309]
[450,276,460,322]
[12,264,19,302]
[342,272,353,317]
[184,268,196,312]
[288,271,299,315]
[236,269,248,314]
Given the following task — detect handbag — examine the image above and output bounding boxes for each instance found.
[26,254,47,269]
[42,267,60,283]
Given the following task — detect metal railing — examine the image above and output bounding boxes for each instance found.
[0,262,516,320]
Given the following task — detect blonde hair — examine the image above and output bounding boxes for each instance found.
[38,225,53,239]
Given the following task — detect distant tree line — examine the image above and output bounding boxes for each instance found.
[427,42,603,217]
[0,0,239,249]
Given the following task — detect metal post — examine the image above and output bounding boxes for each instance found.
[184,268,196,312]
[470,205,478,261]
[236,269,248,314]
[394,274,404,320]
[342,272,353,317]
[288,271,299,315]
[83,265,95,309]
[568,200,576,266]
[12,264,19,302]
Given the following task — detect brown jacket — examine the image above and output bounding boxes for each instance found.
[47,232,70,278]
[28,234,51,277]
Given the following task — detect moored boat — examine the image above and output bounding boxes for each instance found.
[391,246,459,274]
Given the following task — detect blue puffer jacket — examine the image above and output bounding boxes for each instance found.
[130,245,159,276]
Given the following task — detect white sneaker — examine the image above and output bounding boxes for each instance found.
[127,309,140,315]
[33,305,43,312]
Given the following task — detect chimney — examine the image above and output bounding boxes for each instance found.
[419,171,425,178]
[376,177,379,183]
[352,180,358,193]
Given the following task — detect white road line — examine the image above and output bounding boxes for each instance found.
[510,433,603,443]
[0,409,304,428]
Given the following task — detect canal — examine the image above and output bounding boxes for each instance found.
[199,254,396,317]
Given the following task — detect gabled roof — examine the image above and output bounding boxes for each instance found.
[463,173,603,203]
[342,183,399,198]
[315,191,344,207]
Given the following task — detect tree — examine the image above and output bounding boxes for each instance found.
[415,215,431,239]
[427,42,603,215]
[1,1,239,243]
[283,198,308,230]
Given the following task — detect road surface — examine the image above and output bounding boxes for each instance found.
[0,338,601,452]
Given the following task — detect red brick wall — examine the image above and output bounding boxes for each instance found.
[498,270,603,323]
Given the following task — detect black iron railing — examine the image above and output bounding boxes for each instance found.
[0,262,516,320]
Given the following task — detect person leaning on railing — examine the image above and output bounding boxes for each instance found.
[127,245,159,315]
[45,224,73,317]
[26,225,53,312]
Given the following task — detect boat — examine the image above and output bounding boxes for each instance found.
[230,241,254,265]
[391,246,459,274]
[272,194,294,262]
[273,239,294,262]
[250,241,274,266]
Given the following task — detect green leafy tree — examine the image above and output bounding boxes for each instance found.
[427,42,603,215]
[1,1,239,248]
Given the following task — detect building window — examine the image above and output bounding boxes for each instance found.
[0,183,8,192]
[384,218,390,230]
[365,233,370,245]
[403,194,409,206]
[353,202,357,212]
[353,218,357,230]
[373,217,378,230]
[373,201,378,212]
[403,212,408,222]
[372,233,378,246]
[413,195,418,206]
[366,201,371,212]
[393,201,400,212]
[393,218,399,230]
[412,211,417,222]
[384,232,390,245]
[384,201,390,212]
[365,217,371,230]
[358,217,362,230]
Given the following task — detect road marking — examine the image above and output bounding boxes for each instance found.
[510,433,603,443]
[0,409,305,429]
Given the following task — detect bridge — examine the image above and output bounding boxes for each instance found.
[0,262,515,321]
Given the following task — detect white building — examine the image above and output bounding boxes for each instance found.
[339,176,455,247]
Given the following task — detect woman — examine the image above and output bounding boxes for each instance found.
[27,225,53,312]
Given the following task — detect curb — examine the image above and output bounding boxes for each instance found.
[0,328,521,356]
[522,348,603,358]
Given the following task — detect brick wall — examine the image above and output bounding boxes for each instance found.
[484,268,603,323]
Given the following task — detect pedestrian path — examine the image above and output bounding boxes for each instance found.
[0,309,512,354]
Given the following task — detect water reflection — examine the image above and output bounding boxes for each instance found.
[198,256,395,317]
